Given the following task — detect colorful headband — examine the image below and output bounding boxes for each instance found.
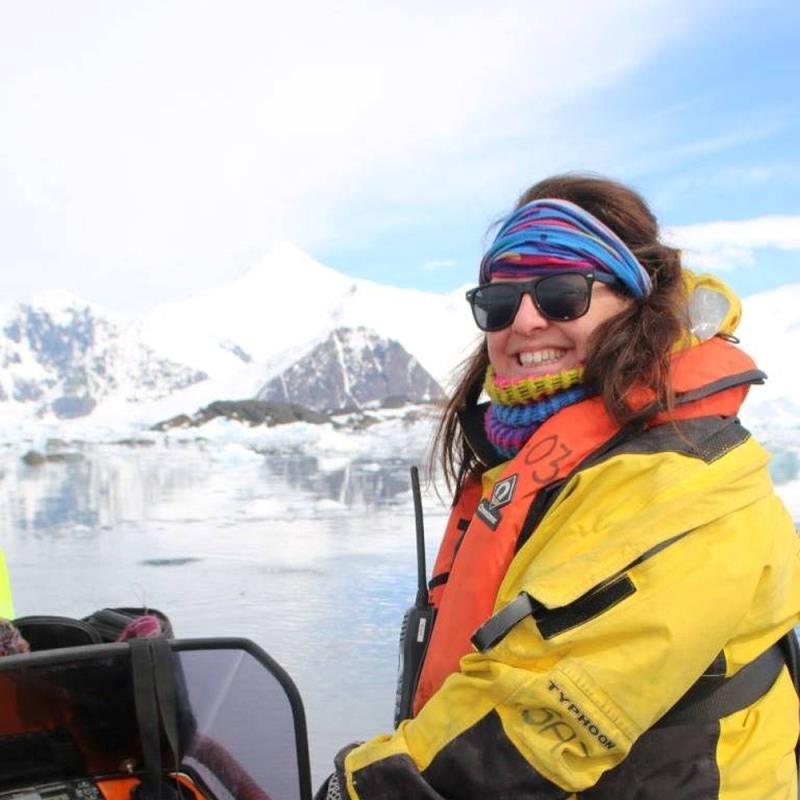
[479,198,653,299]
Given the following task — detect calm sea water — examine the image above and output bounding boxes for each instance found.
[1,438,798,785]
[0,442,449,784]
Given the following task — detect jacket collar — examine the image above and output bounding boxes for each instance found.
[458,338,765,467]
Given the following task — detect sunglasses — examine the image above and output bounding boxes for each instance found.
[465,272,622,332]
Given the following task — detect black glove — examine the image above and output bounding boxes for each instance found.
[313,773,342,800]
[313,743,362,800]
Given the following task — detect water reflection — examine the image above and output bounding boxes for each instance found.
[261,454,416,508]
[0,446,424,537]
[4,438,795,539]
[0,445,214,535]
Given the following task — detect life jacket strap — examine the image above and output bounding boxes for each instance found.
[656,642,784,726]
[473,594,788,730]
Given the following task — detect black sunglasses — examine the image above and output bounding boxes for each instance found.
[465,272,621,332]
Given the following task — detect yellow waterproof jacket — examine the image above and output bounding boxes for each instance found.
[0,548,14,619]
[342,292,800,798]
[345,415,799,798]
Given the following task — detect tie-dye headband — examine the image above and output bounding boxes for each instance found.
[479,198,653,299]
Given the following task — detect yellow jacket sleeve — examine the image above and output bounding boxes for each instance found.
[0,548,15,619]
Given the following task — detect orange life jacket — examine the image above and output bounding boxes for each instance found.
[413,338,762,714]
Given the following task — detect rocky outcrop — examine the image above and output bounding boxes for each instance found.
[22,449,85,465]
[152,399,328,430]
[255,327,443,413]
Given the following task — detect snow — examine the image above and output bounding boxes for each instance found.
[736,281,800,428]
[0,393,439,473]
[332,329,353,401]
[134,242,478,389]
[2,244,800,468]
[0,242,479,422]
[28,289,92,322]
[136,242,361,376]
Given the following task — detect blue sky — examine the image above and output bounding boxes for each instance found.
[1,0,798,310]
[318,1,800,298]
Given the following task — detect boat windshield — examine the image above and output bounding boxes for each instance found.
[0,639,310,800]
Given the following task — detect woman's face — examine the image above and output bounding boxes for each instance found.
[486,276,633,379]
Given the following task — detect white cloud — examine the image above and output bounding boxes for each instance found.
[665,215,800,271]
[0,0,728,309]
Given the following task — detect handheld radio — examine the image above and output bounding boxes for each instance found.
[393,465,436,728]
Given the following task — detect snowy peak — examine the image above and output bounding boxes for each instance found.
[136,242,359,375]
[0,297,206,418]
[136,241,476,387]
[255,326,444,413]
[239,241,349,286]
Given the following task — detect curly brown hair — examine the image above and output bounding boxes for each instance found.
[431,173,689,496]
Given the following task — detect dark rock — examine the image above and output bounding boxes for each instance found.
[151,414,193,432]
[114,438,156,447]
[350,414,381,430]
[221,340,253,363]
[199,399,328,426]
[45,438,69,450]
[330,411,382,431]
[152,399,328,431]
[22,450,46,466]
[22,448,84,465]
[256,327,443,413]
[381,395,411,409]
[44,452,84,463]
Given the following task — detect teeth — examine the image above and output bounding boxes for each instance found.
[519,349,566,366]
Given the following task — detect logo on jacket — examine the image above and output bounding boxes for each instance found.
[476,474,518,531]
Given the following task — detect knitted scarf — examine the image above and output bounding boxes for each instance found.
[484,366,588,459]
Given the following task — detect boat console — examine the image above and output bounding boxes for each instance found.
[0,778,106,800]
[0,775,207,800]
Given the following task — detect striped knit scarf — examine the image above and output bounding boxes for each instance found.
[484,366,588,459]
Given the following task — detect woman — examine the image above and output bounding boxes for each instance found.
[320,175,800,799]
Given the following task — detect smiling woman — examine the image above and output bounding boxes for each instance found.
[440,176,688,481]
[318,174,800,800]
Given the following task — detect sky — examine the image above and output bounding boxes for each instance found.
[1,0,799,312]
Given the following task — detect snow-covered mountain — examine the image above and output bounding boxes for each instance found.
[0,244,477,421]
[0,291,207,418]
[256,327,444,412]
[1,243,797,429]
[135,242,477,386]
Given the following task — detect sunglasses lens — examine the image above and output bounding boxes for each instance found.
[535,273,591,320]
[468,273,593,330]
[470,284,520,331]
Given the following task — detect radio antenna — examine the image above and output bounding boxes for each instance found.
[410,466,427,607]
